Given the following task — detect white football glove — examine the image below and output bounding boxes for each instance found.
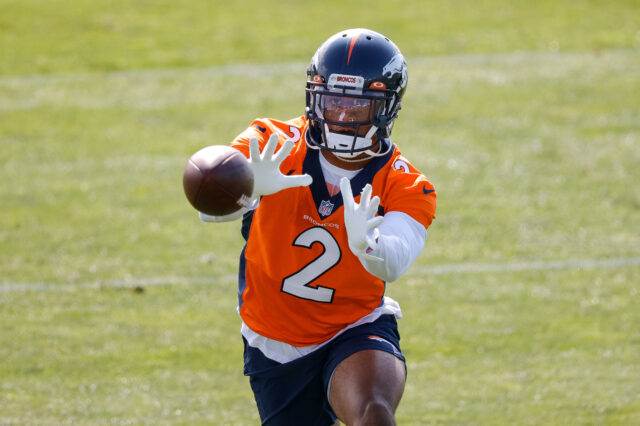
[198,204,256,223]
[249,134,312,197]
[340,177,384,262]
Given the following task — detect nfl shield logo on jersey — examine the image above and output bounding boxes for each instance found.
[318,200,335,217]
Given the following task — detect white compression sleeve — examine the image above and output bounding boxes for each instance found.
[198,209,247,223]
[358,211,427,282]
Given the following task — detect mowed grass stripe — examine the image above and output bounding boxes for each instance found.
[0,49,636,111]
[2,256,638,293]
[0,48,635,82]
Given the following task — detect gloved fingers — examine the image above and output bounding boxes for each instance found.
[367,215,384,231]
[365,234,379,250]
[362,252,384,262]
[198,209,246,223]
[339,177,355,210]
[278,173,313,190]
[367,195,381,218]
[198,211,218,222]
[248,137,261,163]
[273,139,294,164]
[359,184,372,210]
[262,133,279,160]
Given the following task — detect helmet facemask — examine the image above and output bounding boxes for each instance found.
[306,81,399,160]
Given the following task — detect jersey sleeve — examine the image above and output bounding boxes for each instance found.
[229,118,273,158]
[380,154,437,230]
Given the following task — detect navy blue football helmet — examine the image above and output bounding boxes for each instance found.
[305,28,408,159]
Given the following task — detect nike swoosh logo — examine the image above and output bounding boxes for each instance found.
[423,186,435,194]
[254,124,267,133]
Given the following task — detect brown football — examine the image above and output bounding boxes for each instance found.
[183,145,254,216]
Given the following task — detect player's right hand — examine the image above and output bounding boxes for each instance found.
[248,134,313,197]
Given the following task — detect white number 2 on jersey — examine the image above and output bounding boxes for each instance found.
[281,227,340,303]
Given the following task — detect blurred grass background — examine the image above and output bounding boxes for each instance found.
[1,0,639,424]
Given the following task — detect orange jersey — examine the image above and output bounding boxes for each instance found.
[230,116,436,346]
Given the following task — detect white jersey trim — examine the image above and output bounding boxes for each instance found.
[241,296,402,364]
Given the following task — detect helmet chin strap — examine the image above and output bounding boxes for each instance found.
[322,124,390,162]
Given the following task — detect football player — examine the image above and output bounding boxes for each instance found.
[199,28,436,425]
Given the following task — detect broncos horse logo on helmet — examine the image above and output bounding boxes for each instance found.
[305,28,408,160]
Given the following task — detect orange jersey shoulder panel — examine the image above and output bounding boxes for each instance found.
[230,116,307,160]
[372,148,436,229]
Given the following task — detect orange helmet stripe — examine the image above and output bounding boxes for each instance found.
[347,32,361,65]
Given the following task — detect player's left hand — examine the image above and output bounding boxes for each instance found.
[340,177,384,262]
[249,134,313,197]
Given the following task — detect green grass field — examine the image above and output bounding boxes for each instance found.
[1,0,639,424]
